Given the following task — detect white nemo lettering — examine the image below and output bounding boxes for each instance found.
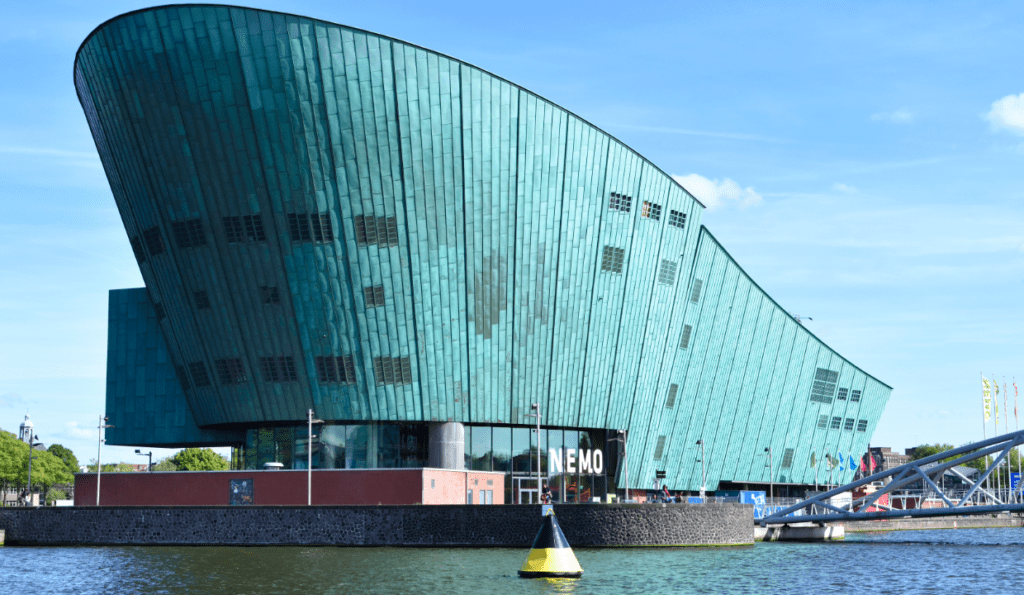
[548,448,604,475]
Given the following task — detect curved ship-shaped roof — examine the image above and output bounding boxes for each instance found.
[77,4,890,488]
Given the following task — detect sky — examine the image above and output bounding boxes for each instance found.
[1,0,1022,466]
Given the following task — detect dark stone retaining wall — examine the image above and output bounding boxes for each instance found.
[0,503,752,547]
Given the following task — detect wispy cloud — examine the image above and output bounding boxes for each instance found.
[832,182,857,193]
[60,421,96,441]
[672,173,762,210]
[985,92,1024,136]
[0,392,26,408]
[871,109,915,124]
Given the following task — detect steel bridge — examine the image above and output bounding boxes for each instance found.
[761,430,1024,526]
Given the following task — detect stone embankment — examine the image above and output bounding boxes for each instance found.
[0,503,753,547]
[844,516,1024,532]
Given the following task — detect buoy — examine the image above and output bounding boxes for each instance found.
[518,509,583,578]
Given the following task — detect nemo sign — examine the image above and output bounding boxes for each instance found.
[548,448,604,475]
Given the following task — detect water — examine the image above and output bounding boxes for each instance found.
[2,528,1022,594]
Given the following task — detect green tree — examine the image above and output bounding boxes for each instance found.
[152,457,177,472]
[169,448,229,471]
[47,444,80,475]
[84,461,137,473]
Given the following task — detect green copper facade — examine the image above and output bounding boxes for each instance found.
[79,5,890,491]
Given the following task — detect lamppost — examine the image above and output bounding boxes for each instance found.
[307,409,324,506]
[96,416,114,506]
[764,446,774,503]
[526,403,542,503]
[696,439,706,502]
[135,449,153,472]
[26,433,42,506]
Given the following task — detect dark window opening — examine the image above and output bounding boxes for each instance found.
[600,246,625,274]
[259,356,298,382]
[244,214,266,242]
[142,226,164,256]
[668,210,687,229]
[830,416,842,430]
[364,285,385,307]
[223,216,244,243]
[857,420,868,432]
[679,325,693,349]
[690,279,703,303]
[665,384,679,409]
[172,219,207,249]
[844,418,855,431]
[259,285,281,305]
[175,365,192,391]
[851,390,862,402]
[653,436,666,460]
[373,356,413,385]
[641,201,662,221]
[215,358,246,384]
[354,215,400,246]
[315,355,357,384]
[609,192,633,212]
[658,259,677,285]
[188,361,211,387]
[837,388,848,400]
[130,237,147,263]
[193,290,211,310]
[288,213,334,243]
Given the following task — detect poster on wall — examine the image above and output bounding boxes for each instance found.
[230,479,254,505]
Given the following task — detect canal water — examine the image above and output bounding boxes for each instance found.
[2,528,1021,594]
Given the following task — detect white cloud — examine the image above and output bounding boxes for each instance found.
[832,183,857,193]
[672,173,762,210]
[60,421,95,441]
[871,109,915,124]
[985,93,1024,135]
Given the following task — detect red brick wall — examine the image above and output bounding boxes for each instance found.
[74,469,507,506]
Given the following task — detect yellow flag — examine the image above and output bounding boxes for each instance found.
[983,377,992,422]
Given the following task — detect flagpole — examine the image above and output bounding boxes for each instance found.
[1015,378,1020,503]
[994,373,1001,498]
[982,373,989,501]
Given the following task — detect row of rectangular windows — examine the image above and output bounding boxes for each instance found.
[174,355,411,388]
[599,248,679,287]
[608,193,686,230]
[817,415,869,432]
[129,210,354,264]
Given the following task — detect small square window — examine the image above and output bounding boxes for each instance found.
[259,285,281,305]
[817,414,829,429]
[188,361,211,387]
[172,219,207,249]
[844,418,855,431]
[214,358,246,384]
[857,420,868,432]
[641,201,662,221]
[668,210,687,229]
[837,388,848,400]
[609,192,632,212]
[315,355,356,384]
[690,279,703,303]
[223,216,244,243]
[658,259,677,285]
[142,226,165,256]
[259,356,297,382]
[373,356,412,385]
[600,246,625,274]
[830,416,842,430]
[194,290,211,310]
[243,214,266,242]
[679,325,693,350]
[364,285,385,307]
[781,448,795,468]
[851,390,862,402]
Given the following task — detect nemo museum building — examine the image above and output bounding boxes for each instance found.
[77,5,891,504]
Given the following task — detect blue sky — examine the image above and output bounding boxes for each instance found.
[1,1,1022,466]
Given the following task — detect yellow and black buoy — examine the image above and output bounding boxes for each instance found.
[518,509,583,578]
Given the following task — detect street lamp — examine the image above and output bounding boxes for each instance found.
[526,403,542,504]
[696,439,706,502]
[307,409,324,506]
[609,430,630,502]
[764,447,774,503]
[26,433,42,506]
[96,415,114,506]
[135,449,153,472]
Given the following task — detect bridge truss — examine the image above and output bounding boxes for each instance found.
[761,430,1024,526]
